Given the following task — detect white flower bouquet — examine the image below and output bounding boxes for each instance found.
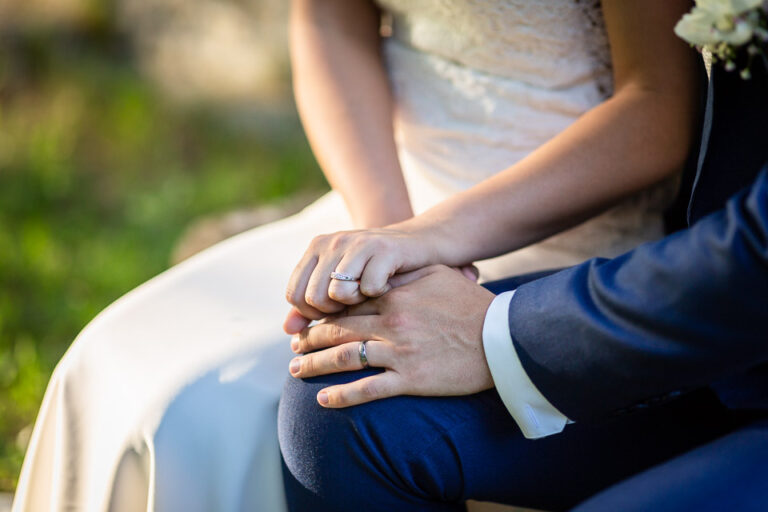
[675,0,768,79]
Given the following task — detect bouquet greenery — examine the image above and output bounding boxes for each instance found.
[675,0,768,78]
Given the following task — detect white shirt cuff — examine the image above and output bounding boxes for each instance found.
[482,291,570,439]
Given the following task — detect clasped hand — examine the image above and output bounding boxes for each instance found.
[283,228,495,408]
[283,227,435,331]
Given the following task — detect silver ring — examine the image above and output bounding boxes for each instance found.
[358,341,370,369]
[330,271,357,282]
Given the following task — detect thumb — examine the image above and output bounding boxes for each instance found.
[387,265,442,289]
[283,306,312,334]
[459,264,479,282]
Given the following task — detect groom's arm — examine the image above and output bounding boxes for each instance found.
[285,169,766,428]
[503,167,768,423]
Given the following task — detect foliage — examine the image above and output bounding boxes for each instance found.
[0,24,324,490]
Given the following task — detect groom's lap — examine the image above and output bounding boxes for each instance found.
[278,370,744,511]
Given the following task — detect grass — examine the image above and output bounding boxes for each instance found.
[0,24,326,490]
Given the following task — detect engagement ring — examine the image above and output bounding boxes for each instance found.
[330,272,357,282]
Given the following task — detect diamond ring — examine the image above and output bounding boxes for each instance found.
[330,272,357,282]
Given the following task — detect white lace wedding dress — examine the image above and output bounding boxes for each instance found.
[13,1,677,511]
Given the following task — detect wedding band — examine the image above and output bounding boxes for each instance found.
[330,272,357,282]
[358,341,370,369]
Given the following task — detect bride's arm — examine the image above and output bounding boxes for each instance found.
[285,0,699,324]
[291,0,412,228]
[412,0,700,265]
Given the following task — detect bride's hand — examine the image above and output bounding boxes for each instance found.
[283,257,479,334]
[284,227,436,324]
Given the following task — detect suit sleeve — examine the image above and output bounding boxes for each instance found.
[508,168,768,422]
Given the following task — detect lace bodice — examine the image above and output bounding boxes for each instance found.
[372,0,678,274]
[376,0,612,92]
[373,0,618,207]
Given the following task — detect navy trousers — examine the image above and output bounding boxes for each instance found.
[279,371,768,511]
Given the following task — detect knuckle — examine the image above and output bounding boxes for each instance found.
[285,286,301,305]
[327,282,350,302]
[327,284,341,301]
[328,390,344,407]
[329,291,344,302]
[360,281,387,297]
[304,290,325,310]
[297,330,310,350]
[332,346,352,369]
[328,233,349,251]
[383,311,409,331]
[304,293,318,308]
[360,380,380,399]
[301,355,315,375]
[308,235,326,250]
[371,236,390,251]
[329,323,345,342]
[306,291,344,313]
[348,238,366,252]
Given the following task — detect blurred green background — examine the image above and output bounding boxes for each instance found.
[0,0,326,490]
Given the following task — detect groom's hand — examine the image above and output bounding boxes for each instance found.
[287,265,496,407]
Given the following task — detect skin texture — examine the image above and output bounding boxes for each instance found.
[287,266,496,408]
[284,0,699,333]
[290,0,413,230]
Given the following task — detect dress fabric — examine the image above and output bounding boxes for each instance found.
[13,1,678,511]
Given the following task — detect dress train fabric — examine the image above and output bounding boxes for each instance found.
[14,194,350,511]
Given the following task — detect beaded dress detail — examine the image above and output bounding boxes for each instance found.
[377,0,676,276]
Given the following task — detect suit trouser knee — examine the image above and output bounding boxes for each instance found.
[279,372,736,512]
[277,369,483,511]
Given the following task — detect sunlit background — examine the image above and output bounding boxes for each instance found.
[0,0,327,490]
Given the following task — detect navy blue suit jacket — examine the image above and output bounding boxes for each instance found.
[503,64,768,421]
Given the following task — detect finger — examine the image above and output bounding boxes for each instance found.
[292,315,379,353]
[327,279,365,306]
[289,340,392,378]
[386,265,437,289]
[359,253,396,297]
[317,371,403,408]
[285,253,326,321]
[283,307,311,335]
[459,264,479,282]
[305,255,346,314]
[328,251,370,305]
[343,299,381,317]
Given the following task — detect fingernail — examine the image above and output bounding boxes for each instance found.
[290,336,299,353]
[317,391,329,406]
[289,358,301,375]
